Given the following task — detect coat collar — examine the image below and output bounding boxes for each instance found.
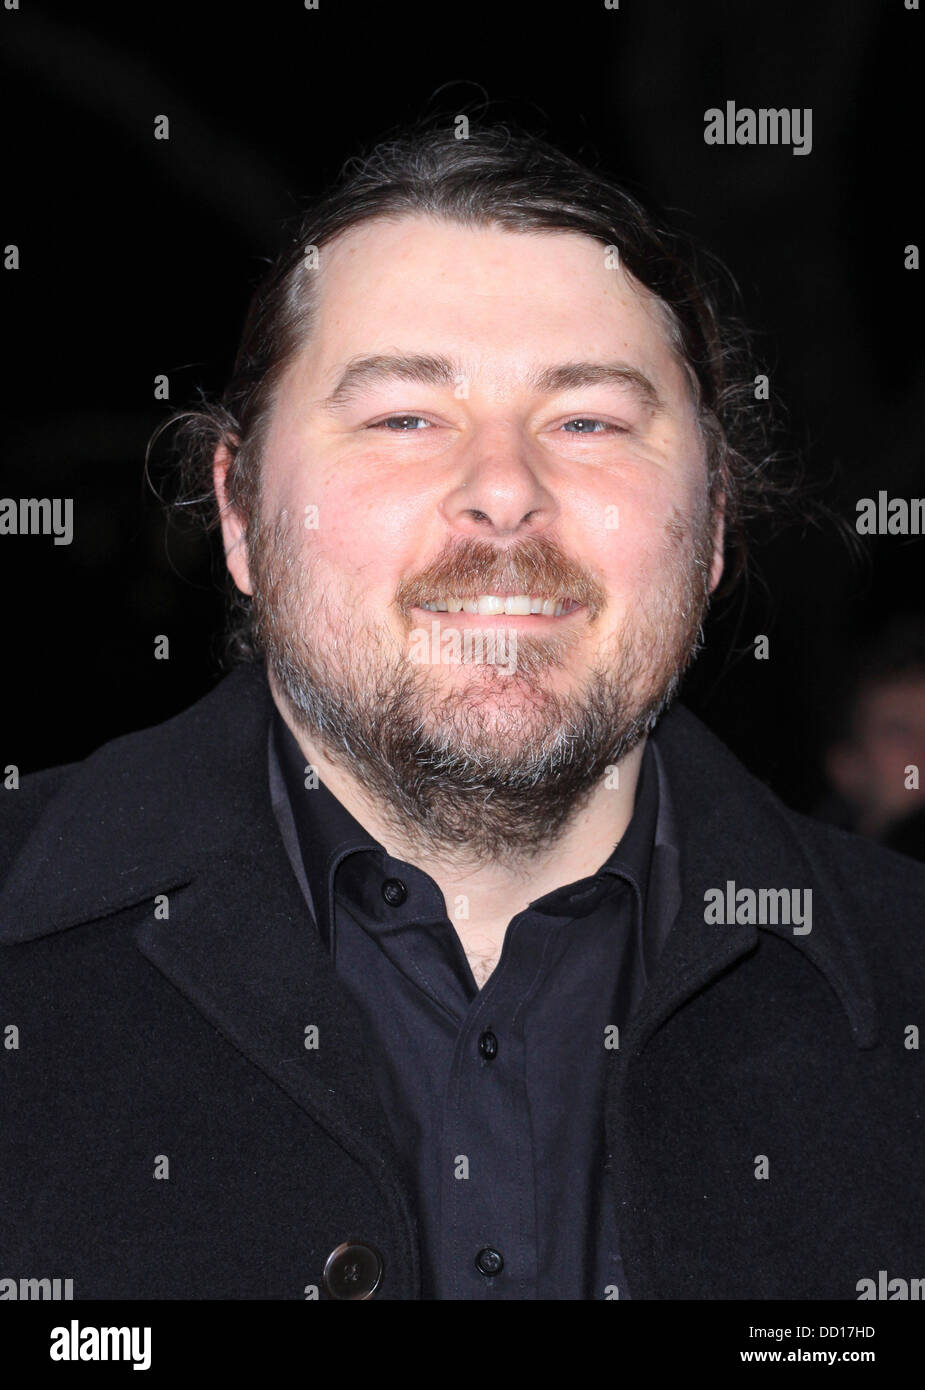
[0,660,877,1062]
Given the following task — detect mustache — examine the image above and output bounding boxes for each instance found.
[395,536,607,617]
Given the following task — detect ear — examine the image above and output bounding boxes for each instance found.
[708,488,726,595]
[213,441,253,596]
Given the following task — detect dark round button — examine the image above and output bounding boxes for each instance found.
[478,1030,498,1060]
[475,1247,504,1277]
[381,878,407,906]
[322,1241,384,1300]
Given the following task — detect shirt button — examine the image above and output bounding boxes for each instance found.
[322,1241,384,1299]
[381,878,407,906]
[478,1030,498,1060]
[475,1247,504,1277]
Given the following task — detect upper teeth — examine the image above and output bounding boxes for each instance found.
[419,596,574,616]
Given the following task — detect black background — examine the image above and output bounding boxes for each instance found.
[3,0,922,812]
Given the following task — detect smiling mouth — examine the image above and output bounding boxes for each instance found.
[414,594,583,618]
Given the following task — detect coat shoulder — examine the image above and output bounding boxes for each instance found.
[786,801,925,898]
[657,701,925,977]
[0,762,77,883]
[767,795,925,985]
[0,665,274,944]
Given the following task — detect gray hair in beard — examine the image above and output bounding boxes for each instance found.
[248,507,714,871]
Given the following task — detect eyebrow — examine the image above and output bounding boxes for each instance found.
[318,353,664,415]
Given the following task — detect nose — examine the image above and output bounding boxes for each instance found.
[439,428,559,539]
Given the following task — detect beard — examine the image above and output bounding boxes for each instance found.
[247,504,715,871]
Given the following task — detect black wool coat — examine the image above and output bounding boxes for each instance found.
[1,662,924,1300]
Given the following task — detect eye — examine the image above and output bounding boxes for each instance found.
[367,414,432,431]
[559,418,629,434]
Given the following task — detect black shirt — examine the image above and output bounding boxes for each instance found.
[269,709,682,1299]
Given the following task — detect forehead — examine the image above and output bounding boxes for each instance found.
[298,215,692,403]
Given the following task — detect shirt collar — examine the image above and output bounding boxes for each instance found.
[270,705,673,969]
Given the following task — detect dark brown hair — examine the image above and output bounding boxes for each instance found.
[154,117,793,663]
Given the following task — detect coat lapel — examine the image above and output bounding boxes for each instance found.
[133,840,410,1177]
[0,663,413,1207]
[625,701,878,1063]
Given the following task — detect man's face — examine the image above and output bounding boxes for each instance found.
[218,216,724,865]
[828,674,925,833]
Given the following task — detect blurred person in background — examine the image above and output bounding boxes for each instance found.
[821,615,925,862]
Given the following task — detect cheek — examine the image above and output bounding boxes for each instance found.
[275,463,380,567]
[592,492,689,600]
[318,499,383,568]
[295,482,423,606]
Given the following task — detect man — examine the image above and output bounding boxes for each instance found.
[2,122,924,1302]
